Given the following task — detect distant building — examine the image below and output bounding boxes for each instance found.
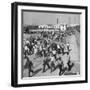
[38,24,67,32]
[24,24,79,33]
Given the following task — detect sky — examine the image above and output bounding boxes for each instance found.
[23,11,80,26]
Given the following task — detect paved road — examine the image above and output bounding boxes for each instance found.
[23,31,80,78]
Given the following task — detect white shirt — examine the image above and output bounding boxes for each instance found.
[24,46,29,52]
[66,43,70,46]
[50,56,55,62]
[52,50,56,55]
[25,40,30,45]
[57,44,60,49]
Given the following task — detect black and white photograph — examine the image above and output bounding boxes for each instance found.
[11,2,88,87]
[22,11,80,78]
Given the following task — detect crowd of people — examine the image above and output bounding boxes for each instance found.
[23,31,74,77]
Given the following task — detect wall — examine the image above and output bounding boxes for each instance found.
[0,0,89,90]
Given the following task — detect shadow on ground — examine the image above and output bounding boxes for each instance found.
[32,68,42,76]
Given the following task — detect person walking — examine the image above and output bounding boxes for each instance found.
[25,57,34,77]
[50,54,56,72]
[42,55,50,72]
[67,56,74,71]
[58,57,64,76]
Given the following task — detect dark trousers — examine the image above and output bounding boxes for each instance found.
[68,63,74,71]
[58,65,63,75]
[43,62,50,72]
[50,61,55,72]
[29,68,34,77]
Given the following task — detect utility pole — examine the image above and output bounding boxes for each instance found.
[57,18,59,24]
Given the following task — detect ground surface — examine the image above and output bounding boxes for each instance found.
[22,29,80,78]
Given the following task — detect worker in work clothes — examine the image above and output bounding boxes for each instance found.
[25,57,34,77]
[57,57,64,76]
[42,55,50,72]
[50,54,56,72]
